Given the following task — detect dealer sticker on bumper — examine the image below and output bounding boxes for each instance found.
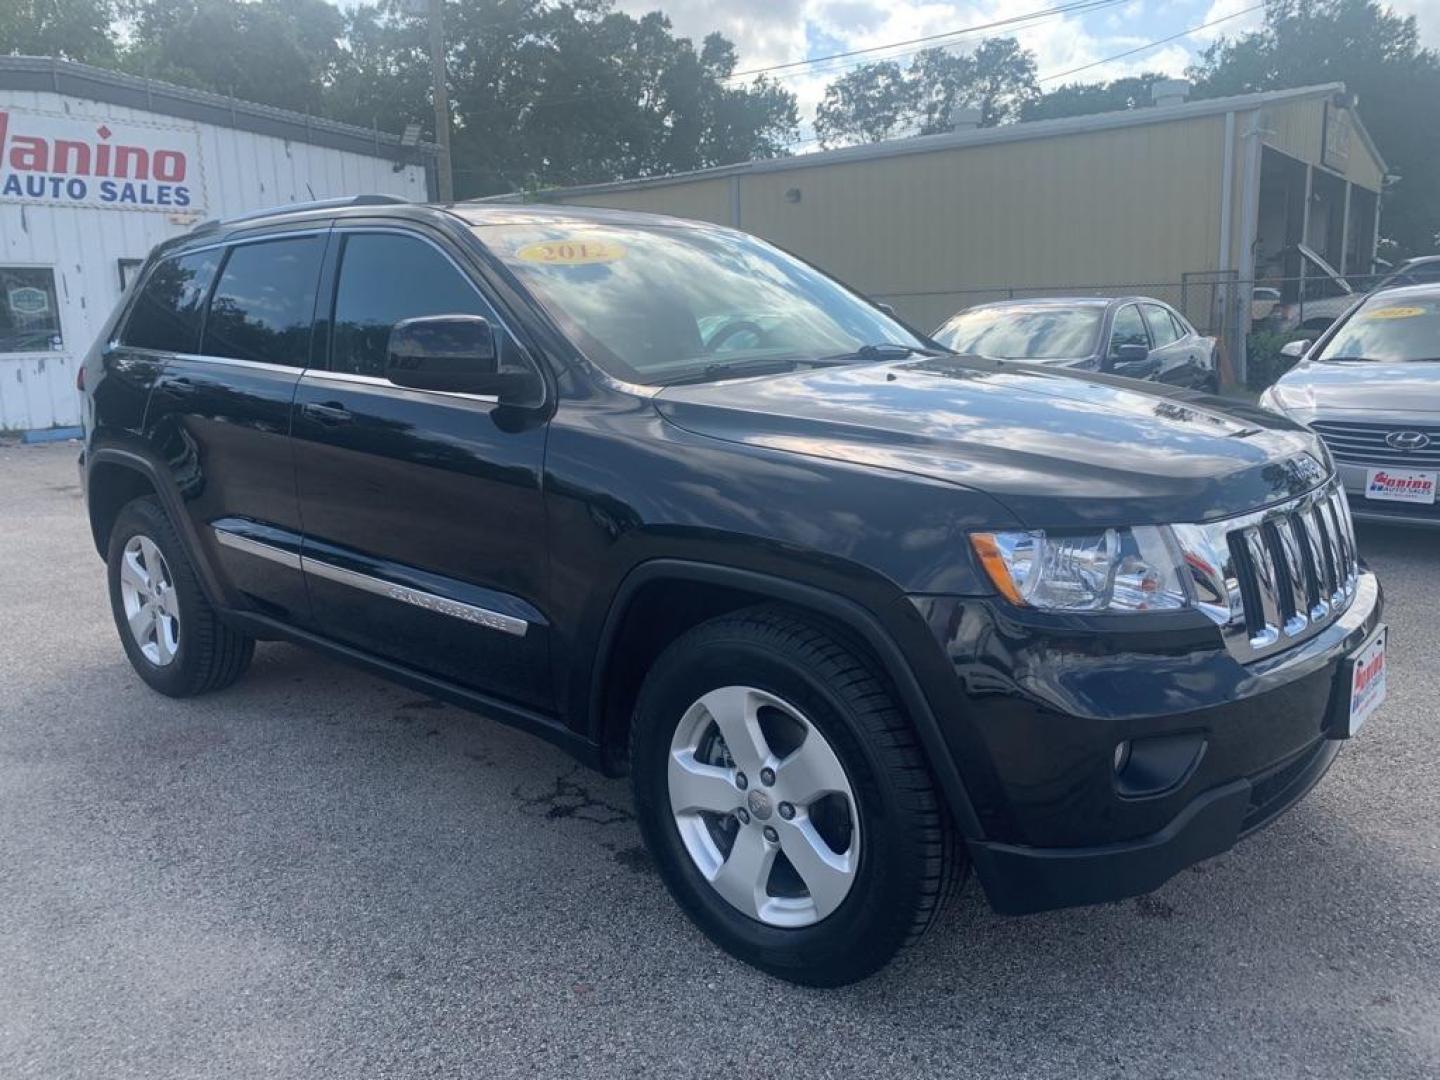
[1365,467,1436,504]
[1346,628,1387,736]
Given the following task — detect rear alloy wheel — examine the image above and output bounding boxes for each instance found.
[632,607,962,986]
[118,535,182,667]
[106,495,254,697]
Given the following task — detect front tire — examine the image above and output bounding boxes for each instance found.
[630,607,962,986]
[106,495,254,697]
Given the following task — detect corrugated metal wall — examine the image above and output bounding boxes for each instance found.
[0,90,428,432]
[545,96,1386,334]
[553,114,1228,330]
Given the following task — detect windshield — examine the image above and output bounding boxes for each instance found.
[1315,294,1440,363]
[478,222,925,384]
[932,304,1102,360]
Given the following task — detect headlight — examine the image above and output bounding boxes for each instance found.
[1257,385,1288,414]
[971,526,1190,613]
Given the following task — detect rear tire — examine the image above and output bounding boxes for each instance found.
[630,606,962,986]
[106,495,254,697]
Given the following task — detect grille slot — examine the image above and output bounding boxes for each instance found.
[1195,479,1359,663]
[1309,420,1440,467]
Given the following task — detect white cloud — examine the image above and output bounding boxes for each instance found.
[1190,0,1266,44]
[613,0,1209,129]
[1389,0,1440,47]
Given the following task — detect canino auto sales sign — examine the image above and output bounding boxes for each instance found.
[0,109,203,211]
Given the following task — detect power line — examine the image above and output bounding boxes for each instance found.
[1038,3,1265,83]
[508,0,1129,115]
[794,2,1266,152]
[724,0,1129,81]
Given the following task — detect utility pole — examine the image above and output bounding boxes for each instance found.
[427,0,454,201]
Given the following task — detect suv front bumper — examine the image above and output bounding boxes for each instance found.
[969,737,1339,914]
[914,569,1383,915]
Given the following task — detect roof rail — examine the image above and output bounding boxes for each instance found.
[190,193,411,234]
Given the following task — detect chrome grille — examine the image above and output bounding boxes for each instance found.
[1172,479,1359,663]
[1309,420,1440,467]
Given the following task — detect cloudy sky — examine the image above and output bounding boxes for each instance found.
[604,0,1439,144]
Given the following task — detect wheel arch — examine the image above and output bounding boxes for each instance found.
[85,447,227,607]
[587,558,985,841]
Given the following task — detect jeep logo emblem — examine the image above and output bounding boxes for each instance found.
[747,790,773,820]
[1386,430,1431,451]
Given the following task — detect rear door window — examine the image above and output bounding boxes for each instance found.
[121,251,221,353]
[1142,304,1180,347]
[200,236,324,367]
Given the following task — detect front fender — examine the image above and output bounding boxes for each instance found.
[580,557,989,842]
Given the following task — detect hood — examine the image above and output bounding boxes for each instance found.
[1271,359,1440,416]
[654,356,1328,529]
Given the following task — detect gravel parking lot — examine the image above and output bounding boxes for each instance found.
[2,440,1437,1080]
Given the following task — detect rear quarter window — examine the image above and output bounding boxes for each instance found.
[120,250,221,353]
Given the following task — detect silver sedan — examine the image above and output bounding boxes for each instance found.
[1260,283,1440,527]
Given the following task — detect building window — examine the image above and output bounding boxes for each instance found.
[1,268,63,355]
[118,259,144,294]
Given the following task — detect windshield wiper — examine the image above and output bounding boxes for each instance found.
[818,343,937,364]
[661,357,803,386]
[660,344,942,386]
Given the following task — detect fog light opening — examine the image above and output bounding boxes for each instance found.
[1114,733,1208,799]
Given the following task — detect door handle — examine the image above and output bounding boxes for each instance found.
[301,401,352,425]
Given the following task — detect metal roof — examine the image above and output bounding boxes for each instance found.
[0,55,438,163]
[483,82,1387,203]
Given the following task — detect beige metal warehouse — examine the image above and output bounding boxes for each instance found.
[488,82,1387,381]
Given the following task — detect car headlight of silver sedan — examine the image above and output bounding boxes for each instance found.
[1257,385,1286,414]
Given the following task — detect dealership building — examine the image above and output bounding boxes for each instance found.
[491,81,1388,380]
[0,56,435,434]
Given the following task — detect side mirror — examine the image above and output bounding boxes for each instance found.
[874,301,898,318]
[1105,342,1156,378]
[1279,339,1311,360]
[387,315,535,401]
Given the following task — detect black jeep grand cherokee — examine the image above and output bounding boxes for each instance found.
[80,197,1386,986]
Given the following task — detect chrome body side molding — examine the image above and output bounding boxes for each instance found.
[211,524,528,637]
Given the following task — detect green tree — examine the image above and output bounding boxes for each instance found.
[0,0,119,64]
[1021,73,1171,122]
[815,38,1039,147]
[814,60,913,147]
[1189,0,1440,255]
[121,0,345,114]
[106,0,796,197]
[936,38,1039,130]
[327,0,797,194]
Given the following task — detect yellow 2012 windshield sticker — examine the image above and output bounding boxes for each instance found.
[1362,306,1427,320]
[515,238,626,265]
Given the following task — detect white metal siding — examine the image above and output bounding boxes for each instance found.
[0,89,427,431]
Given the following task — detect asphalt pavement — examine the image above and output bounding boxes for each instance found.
[2,441,1437,1079]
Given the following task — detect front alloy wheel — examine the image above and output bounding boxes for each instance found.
[669,686,859,928]
[631,607,962,986]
